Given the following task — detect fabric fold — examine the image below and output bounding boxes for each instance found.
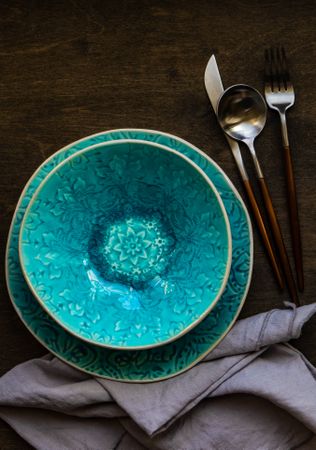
[0,303,315,450]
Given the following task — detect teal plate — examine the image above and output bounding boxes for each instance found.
[6,129,253,382]
[19,141,231,349]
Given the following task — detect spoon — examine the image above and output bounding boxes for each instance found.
[217,84,298,304]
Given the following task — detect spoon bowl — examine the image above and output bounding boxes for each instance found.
[217,84,267,143]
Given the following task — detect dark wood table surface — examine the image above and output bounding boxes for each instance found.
[0,0,315,447]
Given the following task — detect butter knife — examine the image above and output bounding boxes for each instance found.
[204,55,284,290]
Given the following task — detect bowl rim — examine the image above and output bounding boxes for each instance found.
[18,138,232,350]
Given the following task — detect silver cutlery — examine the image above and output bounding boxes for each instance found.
[265,47,303,291]
[217,84,298,304]
[204,56,284,291]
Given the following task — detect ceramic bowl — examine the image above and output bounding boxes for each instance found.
[8,129,252,381]
[19,139,232,349]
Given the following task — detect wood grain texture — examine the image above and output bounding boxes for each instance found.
[0,0,315,447]
[242,178,284,290]
[258,176,299,304]
[283,143,304,291]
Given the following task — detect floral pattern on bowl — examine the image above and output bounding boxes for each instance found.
[19,140,232,349]
[89,213,175,286]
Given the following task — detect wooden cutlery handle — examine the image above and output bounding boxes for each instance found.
[284,145,304,291]
[258,177,299,305]
[242,179,284,290]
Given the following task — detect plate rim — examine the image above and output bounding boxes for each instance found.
[5,128,253,382]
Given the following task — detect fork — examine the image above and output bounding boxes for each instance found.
[264,47,304,291]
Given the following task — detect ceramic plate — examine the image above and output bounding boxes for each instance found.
[6,129,253,382]
[19,140,231,349]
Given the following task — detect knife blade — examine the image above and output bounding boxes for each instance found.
[204,55,248,180]
[204,55,284,291]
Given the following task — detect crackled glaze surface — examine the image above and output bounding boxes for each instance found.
[6,129,252,382]
[19,141,231,349]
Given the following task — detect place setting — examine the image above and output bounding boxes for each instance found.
[7,49,303,382]
[2,43,316,450]
[5,49,305,382]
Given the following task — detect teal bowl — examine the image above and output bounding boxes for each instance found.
[19,140,232,349]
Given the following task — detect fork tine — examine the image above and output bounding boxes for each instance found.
[281,47,292,89]
[277,47,287,90]
[274,47,282,90]
[269,47,279,91]
[278,47,287,89]
[265,47,293,92]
